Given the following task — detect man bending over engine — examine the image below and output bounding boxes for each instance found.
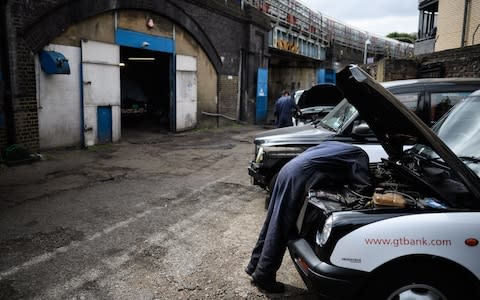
[245,141,372,293]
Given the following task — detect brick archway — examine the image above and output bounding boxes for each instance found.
[19,0,222,73]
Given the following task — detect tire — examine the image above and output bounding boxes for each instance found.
[362,261,477,300]
[264,172,279,210]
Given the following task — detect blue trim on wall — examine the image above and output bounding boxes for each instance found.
[115,28,174,53]
[256,68,268,124]
[317,68,336,84]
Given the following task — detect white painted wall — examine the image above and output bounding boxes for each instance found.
[176,55,197,131]
[36,44,82,149]
[81,40,121,146]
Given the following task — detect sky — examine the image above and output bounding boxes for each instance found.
[299,0,419,37]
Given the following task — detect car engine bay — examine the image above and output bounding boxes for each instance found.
[297,154,474,244]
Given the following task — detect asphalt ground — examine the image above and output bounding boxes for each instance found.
[0,125,316,299]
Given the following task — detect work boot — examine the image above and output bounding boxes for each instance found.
[251,273,285,293]
[245,265,255,276]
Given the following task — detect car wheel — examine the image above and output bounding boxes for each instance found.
[362,262,476,300]
[265,172,278,210]
[385,283,447,300]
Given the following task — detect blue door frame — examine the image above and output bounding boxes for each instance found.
[256,68,268,124]
[115,29,175,53]
[115,29,176,131]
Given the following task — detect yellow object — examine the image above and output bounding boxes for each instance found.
[373,192,406,207]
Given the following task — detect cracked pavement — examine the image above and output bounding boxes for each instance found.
[0,126,314,299]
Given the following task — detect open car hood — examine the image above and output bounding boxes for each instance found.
[337,65,480,200]
[297,83,344,109]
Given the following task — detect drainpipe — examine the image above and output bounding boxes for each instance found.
[473,24,480,44]
[461,0,470,47]
[216,76,220,128]
[79,46,86,148]
[236,49,243,122]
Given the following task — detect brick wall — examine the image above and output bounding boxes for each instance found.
[0,69,6,150]
[11,35,39,150]
[13,98,39,149]
[0,126,5,150]
[3,0,270,150]
[365,44,480,82]
[0,107,5,150]
[329,43,365,65]
[218,75,239,126]
[371,59,419,82]
[418,44,480,78]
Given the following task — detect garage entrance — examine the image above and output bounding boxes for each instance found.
[120,46,171,133]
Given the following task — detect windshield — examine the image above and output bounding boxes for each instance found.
[319,99,357,132]
[411,91,480,176]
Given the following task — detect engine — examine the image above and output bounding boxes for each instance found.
[307,161,447,211]
[297,160,450,243]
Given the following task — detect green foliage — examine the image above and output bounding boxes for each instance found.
[386,32,417,44]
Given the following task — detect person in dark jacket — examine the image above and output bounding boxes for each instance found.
[245,141,372,293]
[274,91,300,128]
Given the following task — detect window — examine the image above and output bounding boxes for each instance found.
[395,93,419,110]
[418,0,438,40]
[430,92,471,122]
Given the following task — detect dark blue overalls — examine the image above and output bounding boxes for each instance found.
[246,141,372,283]
[274,96,296,128]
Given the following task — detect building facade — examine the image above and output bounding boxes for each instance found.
[0,0,270,151]
[416,0,480,54]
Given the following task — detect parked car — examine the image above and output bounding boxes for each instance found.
[249,76,480,207]
[288,66,480,300]
[292,84,344,126]
[383,77,480,125]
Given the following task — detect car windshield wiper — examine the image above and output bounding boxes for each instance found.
[458,156,480,164]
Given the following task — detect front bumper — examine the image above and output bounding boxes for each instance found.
[248,161,268,188]
[288,238,368,300]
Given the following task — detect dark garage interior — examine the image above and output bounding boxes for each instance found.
[120,46,171,133]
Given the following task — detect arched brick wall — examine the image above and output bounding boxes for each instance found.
[2,0,271,150]
[20,0,223,73]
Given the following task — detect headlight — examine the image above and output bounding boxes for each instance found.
[255,146,264,163]
[316,215,333,247]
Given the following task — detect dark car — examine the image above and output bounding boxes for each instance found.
[293,83,344,126]
[249,76,480,207]
[287,66,480,300]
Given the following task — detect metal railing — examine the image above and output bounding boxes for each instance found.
[244,0,414,59]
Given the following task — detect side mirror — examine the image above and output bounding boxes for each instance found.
[352,120,372,137]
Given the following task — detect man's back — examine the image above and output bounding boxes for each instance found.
[274,96,295,127]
